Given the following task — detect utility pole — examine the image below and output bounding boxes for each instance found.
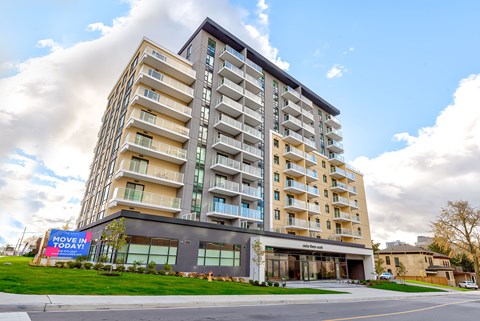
[14,227,27,256]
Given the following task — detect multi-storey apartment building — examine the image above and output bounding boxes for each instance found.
[76,18,374,281]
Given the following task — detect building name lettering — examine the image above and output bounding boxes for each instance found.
[302,244,324,250]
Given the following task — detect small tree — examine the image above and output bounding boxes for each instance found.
[101,218,128,275]
[375,257,385,276]
[396,262,407,284]
[251,239,265,282]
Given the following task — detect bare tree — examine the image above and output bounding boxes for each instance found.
[251,239,265,282]
[102,218,128,275]
[432,200,480,285]
[396,262,407,284]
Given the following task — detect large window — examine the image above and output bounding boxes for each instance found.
[119,236,179,265]
[197,242,241,266]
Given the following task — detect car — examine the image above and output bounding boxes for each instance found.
[458,281,478,289]
[379,272,395,280]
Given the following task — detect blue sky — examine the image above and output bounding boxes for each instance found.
[1,0,480,248]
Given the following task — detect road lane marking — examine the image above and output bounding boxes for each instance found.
[0,312,32,321]
[323,298,480,321]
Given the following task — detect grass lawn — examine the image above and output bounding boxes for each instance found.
[0,257,346,296]
[405,280,471,292]
[370,281,446,293]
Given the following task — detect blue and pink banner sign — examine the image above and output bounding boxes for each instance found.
[45,230,92,258]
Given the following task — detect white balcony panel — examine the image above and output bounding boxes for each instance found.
[330,181,349,193]
[137,67,194,103]
[335,228,354,237]
[244,73,263,94]
[282,100,302,117]
[329,153,345,166]
[307,203,321,215]
[217,78,244,100]
[215,95,243,118]
[212,134,242,155]
[114,160,184,188]
[302,108,314,121]
[214,114,243,136]
[326,127,343,141]
[327,140,344,154]
[301,95,313,109]
[244,90,263,110]
[284,180,305,194]
[242,163,262,181]
[304,138,316,152]
[210,155,241,176]
[281,86,301,102]
[121,134,187,164]
[282,115,302,131]
[218,61,244,83]
[308,221,322,232]
[243,124,263,144]
[126,109,189,143]
[305,169,318,183]
[242,144,262,162]
[332,196,351,208]
[303,123,315,138]
[240,185,262,201]
[283,146,304,161]
[140,47,196,85]
[283,130,303,145]
[208,180,240,197]
[219,45,245,68]
[306,185,319,199]
[285,217,308,229]
[109,187,181,213]
[304,153,317,167]
[243,106,263,127]
[333,212,355,223]
[284,162,305,177]
[329,167,347,179]
[245,58,263,78]
[325,115,342,129]
[133,87,192,122]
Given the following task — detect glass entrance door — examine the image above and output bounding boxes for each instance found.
[301,261,310,281]
[270,260,281,278]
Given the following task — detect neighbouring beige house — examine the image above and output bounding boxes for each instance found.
[453,266,477,285]
[425,252,455,286]
[378,244,433,277]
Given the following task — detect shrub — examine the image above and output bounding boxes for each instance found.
[253,280,259,286]
[127,266,136,273]
[84,262,93,270]
[116,265,126,272]
[198,273,207,279]
[137,267,146,274]
[158,270,166,275]
[189,272,198,278]
[231,277,238,282]
[148,269,157,275]
[267,281,273,287]
[54,261,64,268]
[177,272,186,277]
[169,271,178,276]
[103,265,112,271]
[249,279,254,284]
[132,260,143,269]
[148,261,156,270]
[98,255,109,263]
[261,282,266,287]
[238,278,245,283]
[75,255,88,263]
[93,263,104,271]
[215,276,224,282]
[274,282,280,287]
[164,264,172,271]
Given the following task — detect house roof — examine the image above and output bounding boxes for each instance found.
[378,244,434,255]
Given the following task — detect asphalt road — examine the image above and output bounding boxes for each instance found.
[26,294,480,321]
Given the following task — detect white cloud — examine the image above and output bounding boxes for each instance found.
[343,47,355,54]
[0,0,289,246]
[352,74,480,248]
[326,64,347,79]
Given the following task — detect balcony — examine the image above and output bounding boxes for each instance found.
[242,144,262,162]
[215,95,243,118]
[140,47,196,85]
[302,108,314,121]
[136,66,194,103]
[212,134,242,155]
[285,217,308,230]
[282,114,302,131]
[304,138,316,152]
[244,89,263,110]
[306,185,319,198]
[303,123,315,138]
[330,181,349,193]
[301,95,313,108]
[217,78,243,100]
[283,129,303,145]
[325,115,341,129]
[335,228,354,237]
[240,207,263,222]
[305,168,318,183]
[307,202,321,215]
[284,180,305,194]
[243,123,263,144]
[284,199,307,212]
[304,153,317,167]
[350,200,359,209]
[353,230,363,238]
[243,105,262,127]
[126,108,189,143]
[244,73,263,94]
[282,100,302,117]
[219,45,245,68]
[246,58,263,78]
[114,159,184,188]
[332,195,351,208]
[308,221,322,232]
[330,167,347,179]
[218,61,244,83]
[240,184,262,201]
[121,134,187,164]
[133,87,192,122]
[281,86,301,102]
[214,114,243,136]
[326,127,343,141]
[284,162,305,177]
[210,155,241,175]
[109,187,181,213]
[328,152,345,166]
[348,185,357,195]
[242,162,262,181]
[206,202,240,220]
[327,140,344,154]
[284,145,304,161]
[208,180,240,196]
[346,172,356,182]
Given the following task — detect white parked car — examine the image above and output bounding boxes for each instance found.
[379,272,395,280]
[458,281,478,289]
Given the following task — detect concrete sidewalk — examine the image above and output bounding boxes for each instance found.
[1,282,478,314]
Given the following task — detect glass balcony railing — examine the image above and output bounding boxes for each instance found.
[335,228,353,236]
[285,180,305,190]
[285,199,306,209]
[246,58,262,73]
[304,153,316,164]
[306,185,319,196]
[124,133,187,160]
[222,45,245,62]
[307,203,320,213]
[112,187,181,209]
[142,66,194,96]
[216,113,243,131]
[209,179,240,193]
[117,159,184,184]
[283,86,301,99]
[241,184,261,198]
[138,87,192,117]
[207,202,239,216]
[222,61,244,77]
[306,168,318,179]
[217,95,243,112]
[240,207,262,220]
[129,108,189,137]
[285,145,303,157]
[243,144,262,157]
[286,217,308,228]
[213,134,242,150]
[218,77,243,94]
[285,162,305,174]
[147,47,196,78]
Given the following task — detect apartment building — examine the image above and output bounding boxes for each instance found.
[76,18,374,281]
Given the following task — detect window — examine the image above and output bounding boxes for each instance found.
[274,191,280,201]
[386,256,391,265]
[322,160,326,168]
[324,189,328,197]
[323,175,327,183]
[325,205,330,213]
[326,220,331,230]
[121,236,178,265]
[130,157,148,174]
[274,155,279,165]
[274,209,280,220]
[207,39,216,56]
[125,182,144,202]
[197,242,240,266]
[273,139,279,148]
[274,172,279,182]
[186,45,192,60]
[394,257,400,267]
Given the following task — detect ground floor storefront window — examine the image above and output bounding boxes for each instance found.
[266,250,347,280]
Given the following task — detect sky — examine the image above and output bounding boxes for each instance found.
[1,0,479,249]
